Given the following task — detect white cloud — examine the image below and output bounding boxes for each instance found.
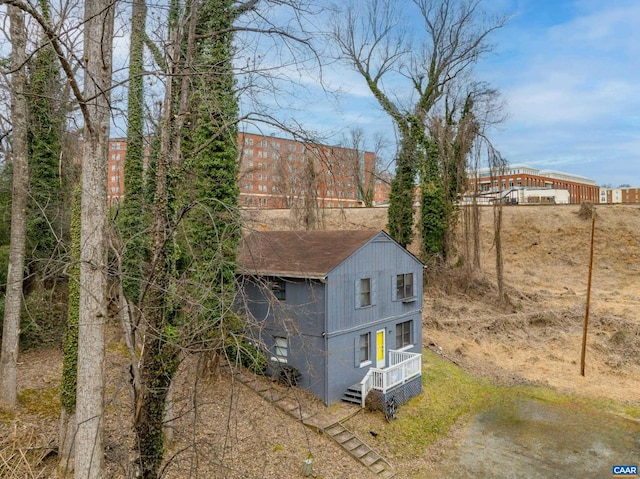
[481,1,640,185]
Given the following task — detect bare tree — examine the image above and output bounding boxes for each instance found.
[0,4,29,409]
[338,127,380,207]
[488,145,507,303]
[428,80,504,264]
[465,145,483,272]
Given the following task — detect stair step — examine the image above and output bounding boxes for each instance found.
[341,388,363,402]
[324,424,344,436]
[378,469,395,478]
[352,444,371,458]
[334,430,353,443]
[342,383,363,405]
[322,420,395,477]
[343,437,361,450]
[361,451,381,466]
[371,462,388,475]
[342,394,361,400]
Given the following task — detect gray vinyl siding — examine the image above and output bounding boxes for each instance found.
[241,277,327,401]
[322,233,423,404]
[325,234,423,335]
[242,278,325,337]
[324,313,422,404]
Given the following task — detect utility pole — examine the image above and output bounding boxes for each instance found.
[580,207,597,376]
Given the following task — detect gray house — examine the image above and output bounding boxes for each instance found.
[237,229,423,408]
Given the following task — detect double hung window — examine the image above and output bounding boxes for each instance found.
[396,273,414,300]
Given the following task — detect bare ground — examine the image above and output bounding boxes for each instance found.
[2,204,639,478]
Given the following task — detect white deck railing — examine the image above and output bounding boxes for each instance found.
[359,350,422,407]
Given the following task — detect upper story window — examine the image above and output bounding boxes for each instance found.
[359,278,371,307]
[395,273,414,301]
[355,277,375,309]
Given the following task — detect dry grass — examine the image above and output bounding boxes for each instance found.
[0,425,56,479]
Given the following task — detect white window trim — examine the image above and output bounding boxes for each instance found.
[396,344,414,353]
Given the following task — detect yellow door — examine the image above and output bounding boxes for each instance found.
[376,329,385,368]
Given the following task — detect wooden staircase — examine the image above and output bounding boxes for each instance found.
[324,422,395,477]
[229,365,395,477]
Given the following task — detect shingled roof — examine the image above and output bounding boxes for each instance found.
[238,229,383,279]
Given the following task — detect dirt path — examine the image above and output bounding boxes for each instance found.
[415,398,640,479]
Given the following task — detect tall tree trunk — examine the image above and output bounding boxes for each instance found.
[387,134,417,248]
[472,196,481,269]
[59,187,80,474]
[74,1,114,477]
[26,0,65,286]
[132,8,184,475]
[134,72,178,479]
[494,199,504,303]
[0,5,29,409]
[120,0,149,306]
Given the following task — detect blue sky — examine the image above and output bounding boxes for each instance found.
[478,0,640,186]
[248,0,639,187]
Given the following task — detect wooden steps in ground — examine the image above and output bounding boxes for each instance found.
[323,422,395,478]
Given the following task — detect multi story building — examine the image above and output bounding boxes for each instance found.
[237,132,377,208]
[106,134,379,208]
[467,164,599,204]
[108,139,126,204]
[600,187,640,204]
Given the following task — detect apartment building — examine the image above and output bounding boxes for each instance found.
[106,134,378,208]
[108,139,126,204]
[237,132,376,208]
[467,164,599,204]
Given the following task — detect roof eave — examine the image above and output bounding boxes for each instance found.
[240,270,327,281]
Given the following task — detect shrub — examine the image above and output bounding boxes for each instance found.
[225,341,268,375]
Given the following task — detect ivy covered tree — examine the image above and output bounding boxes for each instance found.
[388,133,419,247]
[119,0,150,308]
[179,0,241,316]
[58,187,79,469]
[26,0,65,286]
[132,1,243,476]
[334,0,506,259]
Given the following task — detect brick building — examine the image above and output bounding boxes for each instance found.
[106,134,378,208]
[467,164,599,204]
[237,132,377,208]
[600,187,640,204]
[107,139,126,204]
